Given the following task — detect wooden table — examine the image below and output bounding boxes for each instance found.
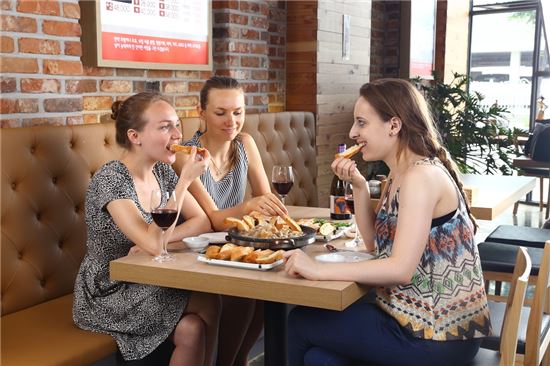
[110,206,369,366]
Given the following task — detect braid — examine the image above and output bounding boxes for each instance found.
[436,147,478,234]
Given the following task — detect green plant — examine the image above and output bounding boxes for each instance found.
[412,72,518,175]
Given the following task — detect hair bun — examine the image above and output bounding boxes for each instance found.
[111,100,123,120]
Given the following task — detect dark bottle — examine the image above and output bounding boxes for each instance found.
[330,144,352,220]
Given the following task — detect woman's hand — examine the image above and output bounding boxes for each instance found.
[283,249,323,280]
[128,245,143,255]
[331,157,366,187]
[179,147,210,183]
[245,192,288,217]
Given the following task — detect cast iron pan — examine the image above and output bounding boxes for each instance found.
[225,225,316,250]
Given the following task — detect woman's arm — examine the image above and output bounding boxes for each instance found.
[168,190,212,241]
[285,167,441,285]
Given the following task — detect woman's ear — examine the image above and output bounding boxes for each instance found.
[127,129,141,146]
[197,106,207,133]
[389,117,402,136]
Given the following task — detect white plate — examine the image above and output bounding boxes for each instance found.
[315,226,353,242]
[197,255,284,271]
[197,232,229,244]
[315,251,374,263]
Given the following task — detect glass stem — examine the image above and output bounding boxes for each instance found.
[161,230,168,255]
[281,195,285,205]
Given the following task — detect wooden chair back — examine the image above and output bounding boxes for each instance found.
[525,241,550,366]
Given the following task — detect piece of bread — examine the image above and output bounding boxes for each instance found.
[223,217,251,231]
[216,243,236,260]
[169,144,207,155]
[205,245,221,259]
[334,144,363,159]
[244,249,272,263]
[230,246,254,261]
[255,249,285,264]
[242,215,255,229]
[283,215,302,232]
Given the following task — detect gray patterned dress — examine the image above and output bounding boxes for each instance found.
[73,160,190,361]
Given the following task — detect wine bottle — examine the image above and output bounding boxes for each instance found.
[330,144,352,220]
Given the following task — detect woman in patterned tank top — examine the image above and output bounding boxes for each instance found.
[283,79,492,366]
[184,77,287,366]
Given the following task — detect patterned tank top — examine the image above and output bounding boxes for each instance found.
[375,158,492,340]
[184,131,248,209]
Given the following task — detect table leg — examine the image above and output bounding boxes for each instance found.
[264,301,287,366]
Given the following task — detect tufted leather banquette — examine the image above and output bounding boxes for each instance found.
[0,111,317,365]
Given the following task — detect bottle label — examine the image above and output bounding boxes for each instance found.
[330,195,351,218]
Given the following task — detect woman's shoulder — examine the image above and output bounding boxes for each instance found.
[92,160,126,180]
[401,161,447,195]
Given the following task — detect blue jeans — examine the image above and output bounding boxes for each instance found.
[287,302,481,366]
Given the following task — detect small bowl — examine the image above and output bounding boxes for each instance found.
[183,236,209,252]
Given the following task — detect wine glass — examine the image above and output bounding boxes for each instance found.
[271,165,294,205]
[150,189,178,262]
[344,182,362,248]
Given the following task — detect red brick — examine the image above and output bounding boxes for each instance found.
[163,81,186,93]
[1,77,16,92]
[64,41,81,56]
[214,13,229,23]
[44,98,82,112]
[100,80,132,93]
[188,82,204,92]
[66,115,83,125]
[241,56,260,67]
[22,117,64,127]
[175,95,199,107]
[83,96,113,111]
[228,41,250,53]
[83,114,98,124]
[83,66,114,76]
[241,28,260,40]
[241,82,259,93]
[252,70,268,80]
[66,79,97,94]
[43,59,83,75]
[250,16,268,29]
[253,95,268,105]
[99,113,114,124]
[1,98,39,113]
[212,0,238,10]
[21,78,60,93]
[1,119,21,128]
[250,43,267,54]
[63,2,80,19]
[1,35,13,53]
[148,70,173,78]
[175,70,199,79]
[43,20,81,37]
[133,81,146,93]
[19,38,61,54]
[0,57,39,73]
[214,55,239,67]
[200,71,213,79]
[229,14,248,25]
[116,68,144,77]
[0,15,37,32]
[17,1,60,15]
[270,59,284,69]
[1,1,12,10]
[240,1,260,13]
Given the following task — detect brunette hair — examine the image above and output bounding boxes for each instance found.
[359,78,478,232]
[199,76,244,170]
[111,92,171,149]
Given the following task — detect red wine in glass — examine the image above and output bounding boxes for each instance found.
[151,208,178,229]
[273,181,294,196]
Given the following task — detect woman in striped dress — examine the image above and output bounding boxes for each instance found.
[184,76,284,366]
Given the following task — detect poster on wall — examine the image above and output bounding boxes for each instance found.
[80,0,212,70]
[409,0,436,79]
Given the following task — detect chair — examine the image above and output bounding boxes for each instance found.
[513,157,550,220]
[470,246,531,365]
[481,242,550,366]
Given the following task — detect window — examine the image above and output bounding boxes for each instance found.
[468,0,549,130]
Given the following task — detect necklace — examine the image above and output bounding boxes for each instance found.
[210,159,226,176]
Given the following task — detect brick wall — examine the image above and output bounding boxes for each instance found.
[370,0,401,80]
[0,0,286,127]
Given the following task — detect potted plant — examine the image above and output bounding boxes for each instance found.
[412,72,518,175]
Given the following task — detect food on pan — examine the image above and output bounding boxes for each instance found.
[334,144,364,159]
[224,214,303,239]
[169,144,207,155]
[205,244,284,265]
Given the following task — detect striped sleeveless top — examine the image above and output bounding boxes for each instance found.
[375,158,492,341]
[184,131,248,209]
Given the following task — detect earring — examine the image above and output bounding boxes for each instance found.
[137,142,142,146]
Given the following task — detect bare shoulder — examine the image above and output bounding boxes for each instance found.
[400,163,448,199]
[239,132,260,153]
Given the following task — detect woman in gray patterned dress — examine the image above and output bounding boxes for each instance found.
[184,76,284,365]
[73,92,221,365]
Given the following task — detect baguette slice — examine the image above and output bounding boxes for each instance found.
[242,215,256,229]
[216,243,236,260]
[334,144,364,159]
[223,217,251,231]
[169,144,207,155]
[230,246,254,261]
[255,249,285,264]
[205,245,221,259]
[283,215,302,233]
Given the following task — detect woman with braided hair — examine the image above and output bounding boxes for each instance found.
[283,78,491,366]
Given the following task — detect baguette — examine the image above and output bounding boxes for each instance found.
[169,144,207,155]
[283,215,302,233]
[223,217,251,231]
[255,249,285,264]
[216,243,236,260]
[334,144,364,159]
[205,245,221,259]
[230,246,254,261]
